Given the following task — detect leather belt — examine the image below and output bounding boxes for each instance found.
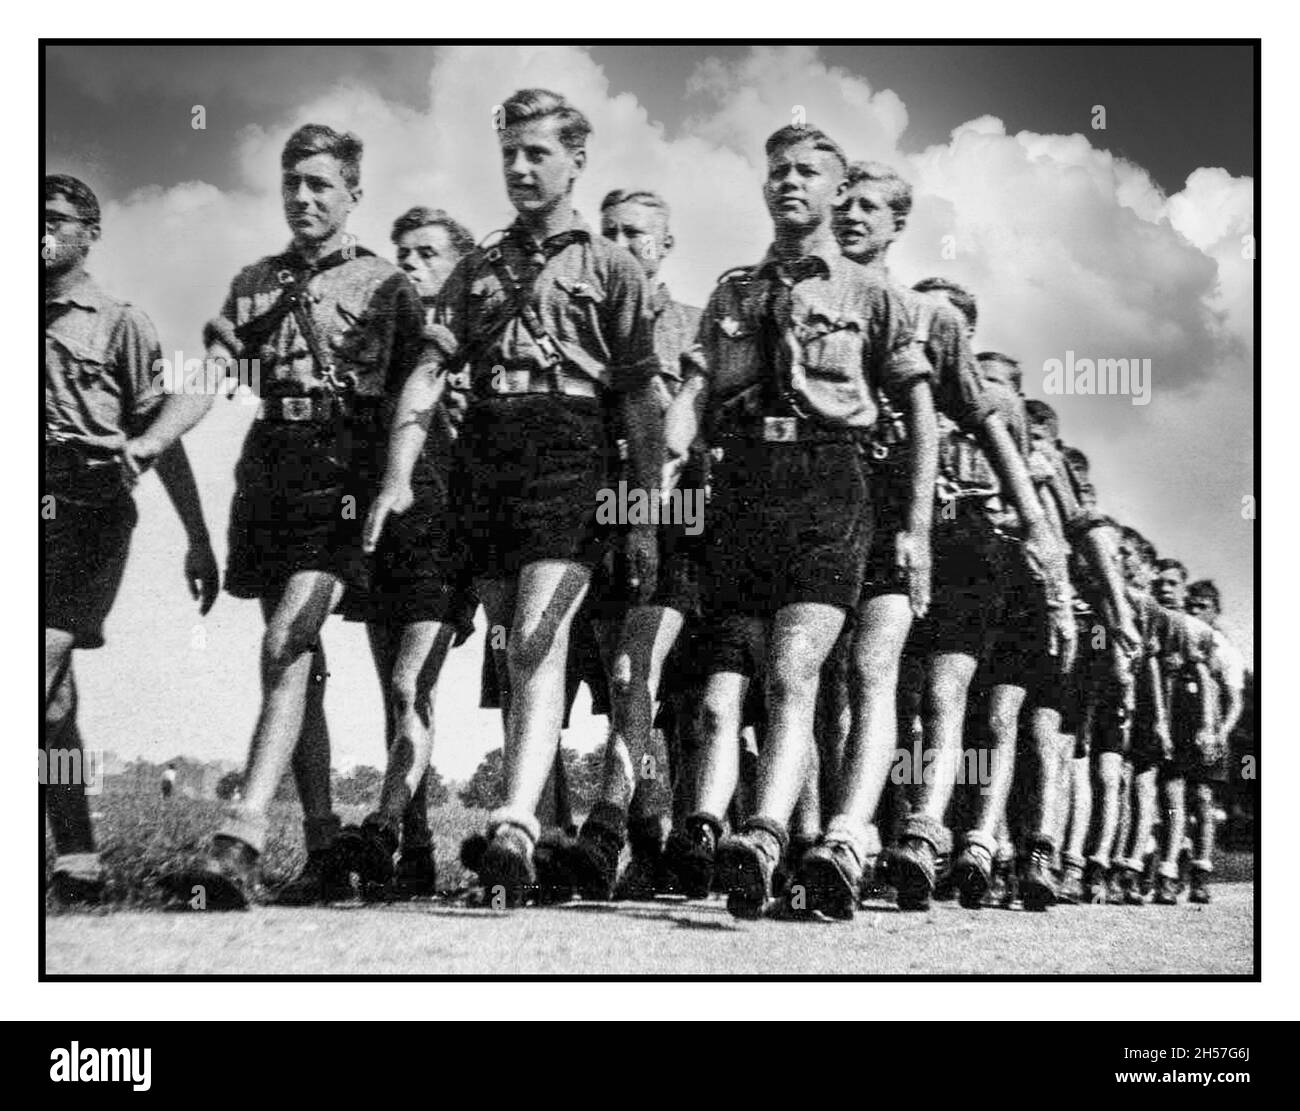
[716,416,869,446]
[255,396,381,422]
[480,366,599,399]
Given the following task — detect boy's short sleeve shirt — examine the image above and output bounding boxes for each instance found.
[694,244,929,429]
[651,284,702,396]
[427,216,658,394]
[902,290,993,433]
[210,249,425,401]
[45,273,165,458]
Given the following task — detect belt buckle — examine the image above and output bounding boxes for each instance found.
[495,369,527,395]
[763,416,797,443]
[282,396,314,422]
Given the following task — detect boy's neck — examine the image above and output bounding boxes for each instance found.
[771,219,835,263]
[294,230,348,265]
[519,201,576,244]
[44,264,87,301]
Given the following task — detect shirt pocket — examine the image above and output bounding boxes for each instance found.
[327,311,388,392]
[49,330,119,394]
[550,274,607,342]
[709,314,759,398]
[794,306,865,382]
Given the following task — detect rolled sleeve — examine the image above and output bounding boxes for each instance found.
[603,250,658,393]
[116,305,165,435]
[872,287,931,396]
[428,255,475,365]
[928,303,994,432]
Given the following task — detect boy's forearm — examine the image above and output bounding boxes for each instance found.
[385,365,445,486]
[134,392,216,457]
[905,381,937,537]
[981,413,1047,535]
[665,373,707,460]
[154,441,210,544]
[621,379,666,493]
[1083,528,1133,631]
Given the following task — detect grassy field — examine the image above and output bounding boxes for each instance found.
[43,782,1256,976]
[44,780,488,912]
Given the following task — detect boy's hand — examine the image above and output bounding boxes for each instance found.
[625,524,659,605]
[896,529,931,618]
[185,540,221,615]
[363,479,414,553]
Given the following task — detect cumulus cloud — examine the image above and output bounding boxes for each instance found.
[61,45,1254,773]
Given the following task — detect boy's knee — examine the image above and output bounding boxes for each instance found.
[505,626,558,679]
[262,623,318,674]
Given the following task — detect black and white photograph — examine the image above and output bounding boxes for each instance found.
[39,37,1257,985]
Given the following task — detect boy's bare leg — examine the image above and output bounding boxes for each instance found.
[951,681,1022,906]
[794,595,912,916]
[1154,774,1187,904]
[44,631,102,894]
[662,665,752,899]
[221,572,343,848]
[571,605,683,897]
[715,602,846,917]
[471,561,590,901]
[890,650,979,909]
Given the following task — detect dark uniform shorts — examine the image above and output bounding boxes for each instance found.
[342,444,477,640]
[225,415,383,603]
[703,434,871,619]
[907,509,1003,658]
[461,395,612,578]
[1166,666,1227,783]
[861,463,911,600]
[984,551,1071,714]
[44,493,137,649]
[590,449,706,623]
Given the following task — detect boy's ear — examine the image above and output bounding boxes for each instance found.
[573,147,587,174]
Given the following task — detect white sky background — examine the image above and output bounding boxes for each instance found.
[60,44,1254,780]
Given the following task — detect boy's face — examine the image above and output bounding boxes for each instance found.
[1186,593,1220,624]
[396,224,460,300]
[1119,537,1153,591]
[833,182,899,262]
[500,117,583,218]
[765,140,844,233]
[926,289,976,341]
[1154,567,1188,609]
[1029,420,1056,449]
[282,153,358,247]
[43,191,98,276]
[601,200,669,280]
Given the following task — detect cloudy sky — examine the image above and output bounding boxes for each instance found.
[44,43,1255,780]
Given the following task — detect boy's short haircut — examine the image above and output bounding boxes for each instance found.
[1155,558,1188,581]
[389,206,476,257]
[45,173,101,228]
[764,124,848,175]
[281,124,364,189]
[501,88,592,153]
[844,161,913,221]
[1062,445,1091,476]
[1024,398,1060,436]
[1121,526,1157,565]
[914,277,977,329]
[977,350,1023,391]
[1187,579,1222,610]
[601,189,670,221]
